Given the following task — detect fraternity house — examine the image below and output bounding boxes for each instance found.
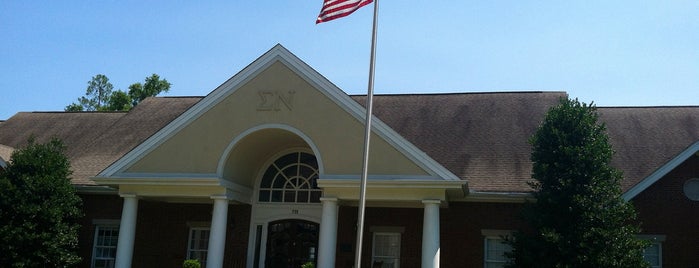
[1,45,698,268]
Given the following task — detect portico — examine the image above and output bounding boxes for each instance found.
[104,188,456,268]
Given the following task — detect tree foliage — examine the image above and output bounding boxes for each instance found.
[506,98,649,268]
[128,73,171,107]
[64,102,83,112]
[65,73,170,112]
[0,138,82,267]
[106,90,133,111]
[65,74,114,111]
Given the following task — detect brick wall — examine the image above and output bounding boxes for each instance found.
[76,166,699,268]
[334,202,524,268]
[335,206,423,268]
[77,194,123,268]
[632,154,699,268]
[78,195,250,268]
[441,202,524,268]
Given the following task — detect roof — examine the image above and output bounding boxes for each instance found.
[1,93,698,194]
[353,92,567,192]
[599,106,699,191]
[0,97,200,185]
[354,94,699,192]
[622,140,699,200]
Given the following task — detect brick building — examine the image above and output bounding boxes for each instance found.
[1,45,697,268]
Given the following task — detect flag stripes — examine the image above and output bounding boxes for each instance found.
[316,0,373,23]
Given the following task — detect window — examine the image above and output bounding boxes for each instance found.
[482,230,512,268]
[643,242,662,268]
[187,228,210,266]
[484,237,511,268]
[258,152,321,203]
[372,232,401,268]
[92,225,119,268]
[639,235,665,268]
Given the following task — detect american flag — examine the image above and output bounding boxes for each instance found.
[316,0,373,23]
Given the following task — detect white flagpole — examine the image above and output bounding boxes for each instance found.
[354,0,379,267]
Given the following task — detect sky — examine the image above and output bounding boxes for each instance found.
[1,1,697,120]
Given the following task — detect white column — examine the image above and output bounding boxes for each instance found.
[422,200,441,268]
[207,195,229,268]
[317,197,339,268]
[115,194,139,268]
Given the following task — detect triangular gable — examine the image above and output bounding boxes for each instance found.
[98,44,459,182]
[622,140,699,200]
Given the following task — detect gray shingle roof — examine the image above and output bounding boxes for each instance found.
[354,93,699,192]
[1,93,698,193]
[600,107,699,191]
[0,97,200,185]
[353,92,566,192]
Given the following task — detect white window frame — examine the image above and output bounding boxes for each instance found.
[187,226,211,266]
[639,235,665,268]
[258,152,321,204]
[482,229,512,268]
[91,220,120,268]
[371,226,404,268]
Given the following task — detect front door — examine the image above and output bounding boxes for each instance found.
[265,219,319,268]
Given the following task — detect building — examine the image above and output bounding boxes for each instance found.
[1,45,697,268]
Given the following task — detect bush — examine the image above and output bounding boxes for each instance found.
[183,259,201,268]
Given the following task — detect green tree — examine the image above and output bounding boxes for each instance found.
[128,73,171,106]
[64,102,83,112]
[66,74,114,111]
[106,90,133,111]
[506,98,649,268]
[66,73,170,112]
[0,138,82,267]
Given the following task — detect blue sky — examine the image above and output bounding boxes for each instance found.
[1,1,697,120]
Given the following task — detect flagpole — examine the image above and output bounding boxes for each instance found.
[354,0,379,267]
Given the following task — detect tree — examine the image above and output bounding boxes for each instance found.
[128,73,171,106]
[64,102,83,112]
[66,74,114,111]
[0,138,82,267]
[106,90,133,111]
[66,73,170,111]
[506,98,649,268]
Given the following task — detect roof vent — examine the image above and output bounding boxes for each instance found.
[684,178,699,201]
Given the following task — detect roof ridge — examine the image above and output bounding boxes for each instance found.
[149,96,205,99]
[599,105,699,109]
[349,91,567,97]
[33,111,128,114]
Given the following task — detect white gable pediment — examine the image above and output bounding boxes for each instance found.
[95,45,461,201]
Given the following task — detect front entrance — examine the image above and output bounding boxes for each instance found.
[265,219,319,268]
[247,149,324,268]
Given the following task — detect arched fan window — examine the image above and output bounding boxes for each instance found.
[258,152,321,203]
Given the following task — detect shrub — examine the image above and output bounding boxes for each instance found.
[0,138,82,267]
[183,259,201,268]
